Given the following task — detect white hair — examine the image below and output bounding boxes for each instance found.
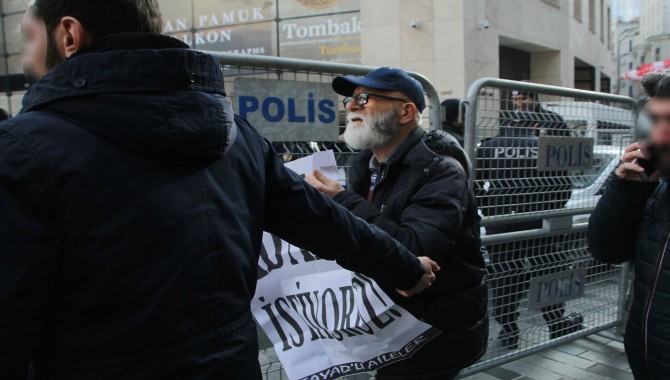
[414,109,423,126]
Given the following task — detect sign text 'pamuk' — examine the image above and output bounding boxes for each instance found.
[234,78,338,142]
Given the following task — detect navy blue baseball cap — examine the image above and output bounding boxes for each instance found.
[332,67,426,112]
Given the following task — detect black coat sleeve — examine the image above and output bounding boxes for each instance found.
[588,175,658,263]
[333,163,468,263]
[0,130,59,377]
[259,134,424,291]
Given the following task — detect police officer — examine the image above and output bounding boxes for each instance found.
[505,88,570,137]
[476,88,579,349]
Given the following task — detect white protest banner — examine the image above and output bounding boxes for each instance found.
[252,234,441,380]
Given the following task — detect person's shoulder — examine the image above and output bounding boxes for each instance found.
[0,114,50,165]
[540,107,565,120]
[421,130,470,176]
[231,113,273,156]
[0,111,53,150]
[478,137,497,147]
[0,110,60,138]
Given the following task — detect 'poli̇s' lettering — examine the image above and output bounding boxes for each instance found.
[239,93,336,124]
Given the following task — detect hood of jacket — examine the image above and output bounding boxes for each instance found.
[21,33,235,165]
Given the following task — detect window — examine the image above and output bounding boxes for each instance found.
[641,55,646,65]
[629,85,633,97]
[629,40,633,52]
[656,47,661,62]
[588,0,596,32]
[629,62,633,70]
[574,0,583,20]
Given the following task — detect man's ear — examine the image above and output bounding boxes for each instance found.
[55,16,91,58]
[398,103,417,125]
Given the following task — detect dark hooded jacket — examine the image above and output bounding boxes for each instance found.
[332,128,488,372]
[589,176,670,380]
[0,34,427,380]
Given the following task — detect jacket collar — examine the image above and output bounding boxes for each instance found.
[22,34,225,112]
[351,127,435,173]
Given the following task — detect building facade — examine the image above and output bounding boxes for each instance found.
[613,19,642,98]
[0,0,614,115]
[361,0,613,100]
[615,0,669,101]
[640,0,670,71]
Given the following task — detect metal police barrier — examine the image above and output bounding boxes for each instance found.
[458,78,638,378]
[203,52,441,380]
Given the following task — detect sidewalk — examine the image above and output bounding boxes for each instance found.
[461,335,632,380]
[260,333,633,380]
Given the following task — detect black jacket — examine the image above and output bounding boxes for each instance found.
[476,125,573,233]
[589,176,669,379]
[0,34,426,379]
[500,107,570,137]
[442,121,464,147]
[333,128,488,371]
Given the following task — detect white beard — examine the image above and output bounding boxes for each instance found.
[343,108,400,150]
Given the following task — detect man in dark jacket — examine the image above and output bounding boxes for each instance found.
[589,73,670,379]
[477,109,578,349]
[507,88,570,137]
[306,67,488,379]
[0,2,441,379]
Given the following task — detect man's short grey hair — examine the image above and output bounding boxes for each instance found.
[414,109,423,126]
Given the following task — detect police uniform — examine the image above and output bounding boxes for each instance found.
[476,116,577,348]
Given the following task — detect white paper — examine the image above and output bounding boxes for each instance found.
[285,150,339,182]
[252,233,441,380]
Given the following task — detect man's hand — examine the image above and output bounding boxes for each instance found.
[615,142,661,182]
[304,169,345,198]
[397,256,440,297]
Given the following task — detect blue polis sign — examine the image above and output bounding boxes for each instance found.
[527,269,586,310]
[537,137,595,172]
[234,78,339,142]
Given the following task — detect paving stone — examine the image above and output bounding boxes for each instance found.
[460,372,503,380]
[606,341,626,350]
[588,335,614,345]
[501,360,565,380]
[577,350,632,371]
[555,343,588,356]
[539,349,597,370]
[574,337,626,355]
[483,366,523,380]
[515,356,611,380]
[584,363,634,380]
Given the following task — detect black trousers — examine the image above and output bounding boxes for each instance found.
[487,237,566,328]
[375,333,462,380]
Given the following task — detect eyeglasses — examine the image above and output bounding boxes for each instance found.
[343,92,410,108]
[649,112,670,125]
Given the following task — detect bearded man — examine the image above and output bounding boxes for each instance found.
[306,67,488,380]
[589,73,670,379]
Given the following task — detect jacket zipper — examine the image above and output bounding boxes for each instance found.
[642,226,670,379]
